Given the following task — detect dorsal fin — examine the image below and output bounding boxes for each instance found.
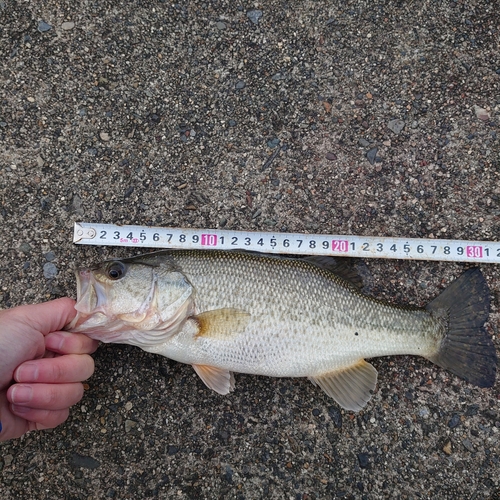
[302,256,368,290]
[225,250,369,290]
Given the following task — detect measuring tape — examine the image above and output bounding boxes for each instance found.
[73,222,500,264]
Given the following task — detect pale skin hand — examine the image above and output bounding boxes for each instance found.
[0,298,99,441]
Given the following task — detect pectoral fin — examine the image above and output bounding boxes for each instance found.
[193,308,251,340]
[193,364,235,395]
[309,360,378,411]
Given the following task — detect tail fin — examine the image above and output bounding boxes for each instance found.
[426,268,497,388]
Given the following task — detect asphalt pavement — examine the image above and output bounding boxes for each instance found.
[1,0,499,498]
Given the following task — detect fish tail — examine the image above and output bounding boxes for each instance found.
[425,268,497,387]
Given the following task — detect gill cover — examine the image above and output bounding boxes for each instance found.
[66,254,195,347]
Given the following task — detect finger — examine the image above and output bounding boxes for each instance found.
[10,406,70,431]
[7,382,85,410]
[14,354,95,384]
[0,391,29,442]
[45,331,99,355]
[9,298,77,336]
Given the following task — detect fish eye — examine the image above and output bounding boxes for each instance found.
[107,262,126,280]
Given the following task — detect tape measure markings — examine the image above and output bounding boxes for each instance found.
[73,222,500,264]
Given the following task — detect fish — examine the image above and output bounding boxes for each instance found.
[65,250,497,411]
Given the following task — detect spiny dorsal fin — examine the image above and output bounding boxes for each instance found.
[309,359,378,411]
[192,364,235,394]
[302,257,368,290]
[226,250,369,290]
[193,308,251,339]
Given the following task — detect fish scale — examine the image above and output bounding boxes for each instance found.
[66,250,497,411]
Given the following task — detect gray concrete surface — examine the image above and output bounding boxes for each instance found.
[1,0,499,498]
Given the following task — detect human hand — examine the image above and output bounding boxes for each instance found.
[0,298,99,441]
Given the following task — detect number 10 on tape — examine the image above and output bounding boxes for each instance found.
[73,222,500,264]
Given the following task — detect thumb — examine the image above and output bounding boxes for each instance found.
[11,298,77,336]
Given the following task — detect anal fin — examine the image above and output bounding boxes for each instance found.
[309,360,378,411]
[193,364,235,395]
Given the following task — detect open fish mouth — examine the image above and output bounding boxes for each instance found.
[66,268,109,331]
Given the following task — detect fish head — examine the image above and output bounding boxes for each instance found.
[66,253,194,347]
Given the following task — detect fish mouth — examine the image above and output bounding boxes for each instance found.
[66,268,108,331]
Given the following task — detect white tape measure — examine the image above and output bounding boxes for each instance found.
[73,222,500,264]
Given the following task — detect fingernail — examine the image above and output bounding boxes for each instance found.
[11,404,30,415]
[10,385,33,404]
[45,333,65,351]
[15,363,39,382]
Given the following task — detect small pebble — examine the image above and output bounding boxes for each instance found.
[442,441,452,455]
[43,262,58,279]
[100,132,110,141]
[216,21,226,30]
[235,80,246,89]
[473,105,489,121]
[462,439,474,452]
[223,465,233,483]
[357,453,369,469]
[267,138,280,149]
[419,407,430,418]
[125,419,137,433]
[247,9,263,24]
[366,147,378,165]
[325,152,337,161]
[61,21,75,30]
[358,138,370,147]
[38,21,52,32]
[387,119,405,135]
[19,242,32,255]
[448,413,461,429]
[71,453,101,469]
[328,406,342,428]
[44,251,56,262]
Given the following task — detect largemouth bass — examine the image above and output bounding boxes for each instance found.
[66,250,497,411]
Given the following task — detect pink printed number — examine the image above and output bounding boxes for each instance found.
[332,240,349,252]
[466,246,483,258]
[201,234,218,246]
